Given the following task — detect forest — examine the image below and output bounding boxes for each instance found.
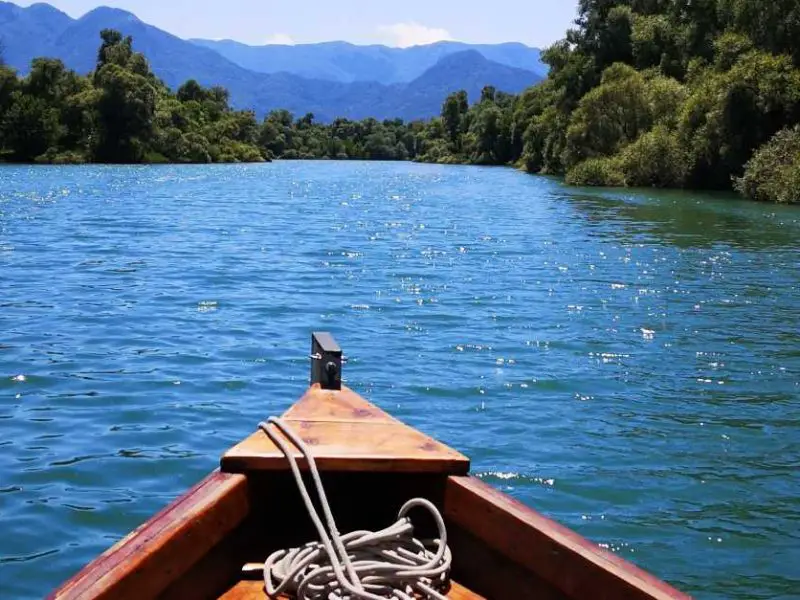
[1,0,799,203]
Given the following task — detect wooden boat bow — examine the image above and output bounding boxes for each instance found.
[49,333,691,600]
[223,385,470,475]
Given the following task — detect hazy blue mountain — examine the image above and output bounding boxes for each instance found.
[0,1,542,121]
[380,50,538,120]
[190,38,547,84]
[0,1,73,68]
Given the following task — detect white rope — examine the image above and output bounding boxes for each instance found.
[259,417,452,600]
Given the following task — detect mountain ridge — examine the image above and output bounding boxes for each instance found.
[0,1,544,121]
[190,38,546,84]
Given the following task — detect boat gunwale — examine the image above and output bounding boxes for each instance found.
[445,475,691,600]
[48,470,249,600]
[48,385,692,600]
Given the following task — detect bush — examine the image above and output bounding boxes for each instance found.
[566,157,626,186]
[35,148,88,164]
[735,126,800,203]
[564,64,652,167]
[618,126,689,187]
[142,151,169,164]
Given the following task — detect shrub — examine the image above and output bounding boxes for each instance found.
[566,157,626,186]
[618,126,689,187]
[735,126,800,204]
[35,148,88,164]
[564,64,653,167]
[142,151,168,164]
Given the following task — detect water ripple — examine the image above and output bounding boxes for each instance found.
[0,162,798,599]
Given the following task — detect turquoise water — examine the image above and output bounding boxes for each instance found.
[1,162,798,599]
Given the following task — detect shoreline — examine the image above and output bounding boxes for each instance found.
[4,158,790,207]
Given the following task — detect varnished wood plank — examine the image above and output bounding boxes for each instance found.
[159,524,255,600]
[283,386,396,423]
[449,522,567,600]
[448,580,487,599]
[444,476,691,600]
[50,471,250,600]
[222,386,469,475]
[218,579,485,599]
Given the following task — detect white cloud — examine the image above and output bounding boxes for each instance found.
[264,33,295,45]
[376,22,453,48]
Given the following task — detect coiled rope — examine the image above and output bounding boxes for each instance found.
[258,417,452,600]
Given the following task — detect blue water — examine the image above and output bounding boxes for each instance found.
[1,162,798,599]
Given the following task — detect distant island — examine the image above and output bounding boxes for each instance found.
[1,0,799,204]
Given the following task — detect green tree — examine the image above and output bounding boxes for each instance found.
[94,62,157,162]
[735,125,800,203]
[177,79,207,103]
[2,92,62,160]
[442,90,468,146]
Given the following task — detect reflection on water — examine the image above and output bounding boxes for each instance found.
[564,187,800,250]
[0,163,798,600]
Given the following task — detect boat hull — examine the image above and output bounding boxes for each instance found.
[49,378,690,599]
[50,469,689,600]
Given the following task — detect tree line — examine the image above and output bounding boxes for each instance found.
[423,0,799,203]
[513,0,800,204]
[1,0,799,204]
[0,30,520,168]
[0,30,264,164]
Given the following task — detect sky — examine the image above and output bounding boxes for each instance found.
[14,0,579,48]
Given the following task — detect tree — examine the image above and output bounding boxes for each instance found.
[564,64,653,167]
[722,0,800,64]
[2,92,62,161]
[94,63,156,162]
[480,86,497,104]
[96,29,129,71]
[25,59,78,104]
[735,125,800,203]
[442,90,468,147]
[177,79,206,103]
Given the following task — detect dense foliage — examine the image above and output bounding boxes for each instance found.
[3,0,800,204]
[417,0,800,203]
[735,125,800,204]
[512,0,800,202]
[0,30,265,164]
[264,0,800,203]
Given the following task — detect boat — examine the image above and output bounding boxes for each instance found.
[49,333,691,599]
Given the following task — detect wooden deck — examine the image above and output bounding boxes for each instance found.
[222,385,470,475]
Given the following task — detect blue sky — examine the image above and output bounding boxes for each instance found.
[16,0,579,48]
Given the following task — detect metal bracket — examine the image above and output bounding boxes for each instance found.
[310,332,342,390]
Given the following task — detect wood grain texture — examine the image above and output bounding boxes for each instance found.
[217,579,485,599]
[159,524,255,600]
[448,522,567,600]
[49,471,250,600]
[444,476,692,600]
[222,385,469,475]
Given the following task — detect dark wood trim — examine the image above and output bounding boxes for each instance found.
[49,471,250,600]
[444,476,691,600]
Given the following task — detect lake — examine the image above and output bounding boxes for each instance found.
[0,161,798,599]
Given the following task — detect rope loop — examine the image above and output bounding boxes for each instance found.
[259,418,452,600]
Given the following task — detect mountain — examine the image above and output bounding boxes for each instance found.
[190,39,547,84]
[0,1,543,121]
[0,1,72,67]
[376,51,539,120]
